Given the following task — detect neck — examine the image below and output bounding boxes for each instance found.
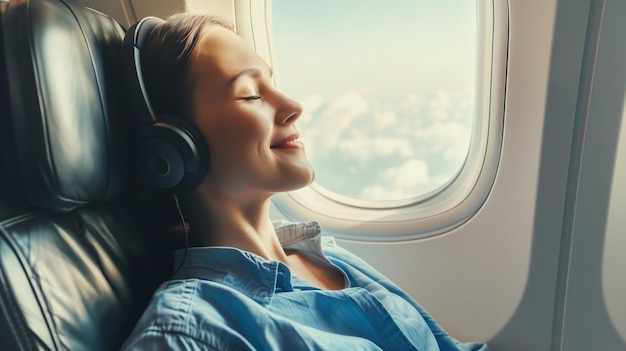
[179,185,288,263]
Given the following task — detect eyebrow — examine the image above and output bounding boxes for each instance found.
[227,67,273,86]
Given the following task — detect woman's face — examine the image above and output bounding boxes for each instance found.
[187,26,314,198]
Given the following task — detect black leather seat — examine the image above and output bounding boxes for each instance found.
[0,0,170,349]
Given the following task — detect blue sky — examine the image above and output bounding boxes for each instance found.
[272,0,476,201]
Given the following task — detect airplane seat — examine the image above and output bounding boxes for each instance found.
[0,0,172,349]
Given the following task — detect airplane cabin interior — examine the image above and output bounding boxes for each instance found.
[0,0,625,350]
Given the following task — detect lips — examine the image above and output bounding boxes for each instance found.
[270,133,301,149]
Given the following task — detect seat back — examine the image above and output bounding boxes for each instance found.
[0,0,170,349]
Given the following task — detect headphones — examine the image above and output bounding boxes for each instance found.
[122,17,210,192]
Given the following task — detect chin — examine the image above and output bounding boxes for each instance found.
[278,164,315,192]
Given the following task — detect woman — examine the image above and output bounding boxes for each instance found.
[121,13,489,351]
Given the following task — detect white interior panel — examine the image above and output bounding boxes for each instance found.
[186,0,235,24]
[129,0,185,21]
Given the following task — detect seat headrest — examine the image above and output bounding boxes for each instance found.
[2,0,131,212]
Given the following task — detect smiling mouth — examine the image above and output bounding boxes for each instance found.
[271,134,302,149]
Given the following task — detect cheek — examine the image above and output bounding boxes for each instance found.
[201,108,273,163]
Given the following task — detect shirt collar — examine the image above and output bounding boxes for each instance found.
[169,221,323,304]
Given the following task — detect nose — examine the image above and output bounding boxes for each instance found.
[274,91,303,125]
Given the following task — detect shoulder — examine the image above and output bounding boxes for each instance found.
[321,237,388,281]
[321,237,424,311]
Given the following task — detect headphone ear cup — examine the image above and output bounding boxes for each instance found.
[135,115,210,192]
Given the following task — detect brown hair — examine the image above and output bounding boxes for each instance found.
[141,13,234,120]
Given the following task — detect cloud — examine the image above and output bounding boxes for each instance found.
[327,90,369,117]
[402,93,425,113]
[300,90,369,159]
[450,87,474,121]
[380,159,430,188]
[427,89,452,120]
[337,136,414,162]
[298,93,325,126]
[297,87,473,201]
[359,159,455,201]
[373,111,398,129]
[413,121,470,162]
[360,159,431,200]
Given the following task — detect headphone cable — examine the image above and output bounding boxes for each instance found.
[171,194,189,277]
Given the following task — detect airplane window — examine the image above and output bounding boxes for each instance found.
[272,0,477,202]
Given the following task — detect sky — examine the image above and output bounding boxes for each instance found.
[272,0,477,201]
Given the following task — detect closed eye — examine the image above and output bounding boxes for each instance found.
[241,96,261,101]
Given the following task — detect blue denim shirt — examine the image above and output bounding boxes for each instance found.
[122,221,489,351]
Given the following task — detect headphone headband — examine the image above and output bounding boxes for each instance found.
[122,16,165,128]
